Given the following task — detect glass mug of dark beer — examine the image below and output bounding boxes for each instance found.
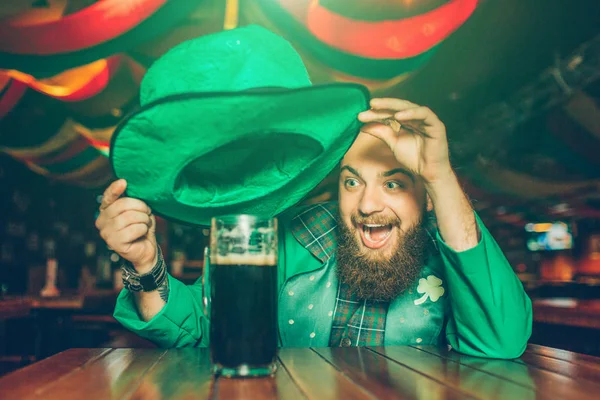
[202,215,278,377]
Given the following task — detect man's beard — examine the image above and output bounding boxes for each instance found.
[335,214,429,301]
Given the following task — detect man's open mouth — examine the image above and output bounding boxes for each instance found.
[359,224,393,249]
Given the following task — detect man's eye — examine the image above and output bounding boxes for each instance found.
[345,178,359,188]
[385,181,404,190]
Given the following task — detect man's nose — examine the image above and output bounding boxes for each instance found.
[358,186,384,216]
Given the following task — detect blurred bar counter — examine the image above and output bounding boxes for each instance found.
[533,298,600,329]
[1,289,117,313]
[0,290,155,376]
[0,298,32,319]
[529,296,600,358]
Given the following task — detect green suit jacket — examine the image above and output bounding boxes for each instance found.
[114,203,532,359]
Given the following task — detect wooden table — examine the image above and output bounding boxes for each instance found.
[2,345,600,399]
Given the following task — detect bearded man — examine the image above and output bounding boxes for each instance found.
[98,96,531,359]
[96,27,531,359]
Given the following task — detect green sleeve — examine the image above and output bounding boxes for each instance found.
[113,274,209,348]
[440,213,532,359]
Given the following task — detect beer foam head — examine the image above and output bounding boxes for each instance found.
[212,253,277,266]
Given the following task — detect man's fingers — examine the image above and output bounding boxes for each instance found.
[366,100,443,134]
[359,123,397,148]
[105,197,152,219]
[117,223,150,245]
[357,109,394,123]
[114,210,152,232]
[148,214,156,234]
[394,106,440,126]
[370,98,419,111]
[100,179,127,210]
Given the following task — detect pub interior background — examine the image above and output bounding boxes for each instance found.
[1,0,600,377]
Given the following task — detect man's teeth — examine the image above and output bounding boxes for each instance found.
[362,224,392,243]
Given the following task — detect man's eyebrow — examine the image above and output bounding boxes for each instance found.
[381,168,415,183]
[340,165,361,178]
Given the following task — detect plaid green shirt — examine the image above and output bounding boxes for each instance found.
[329,282,390,347]
[290,202,389,347]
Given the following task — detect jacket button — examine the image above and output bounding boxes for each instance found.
[288,319,294,325]
[341,338,352,347]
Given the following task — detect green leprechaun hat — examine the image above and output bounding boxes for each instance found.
[110,25,370,225]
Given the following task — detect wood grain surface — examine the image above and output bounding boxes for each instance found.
[1,345,600,399]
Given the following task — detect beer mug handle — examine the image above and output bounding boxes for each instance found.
[202,246,211,320]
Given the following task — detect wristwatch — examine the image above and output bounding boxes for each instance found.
[121,247,167,292]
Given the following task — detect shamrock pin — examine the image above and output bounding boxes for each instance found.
[413,275,445,305]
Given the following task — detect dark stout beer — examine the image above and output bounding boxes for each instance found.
[208,215,278,377]
[209,260,278,371]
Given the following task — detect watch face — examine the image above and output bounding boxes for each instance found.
[139,273,159,291]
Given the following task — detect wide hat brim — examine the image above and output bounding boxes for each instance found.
[110,83,369,226]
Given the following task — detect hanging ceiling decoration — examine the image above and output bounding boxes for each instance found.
[249,0,444,81]
[0,87,113,187]
[0,0,200,77]
[304,0,478,58]
[4,0,597,225]
[0,56,123,102]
